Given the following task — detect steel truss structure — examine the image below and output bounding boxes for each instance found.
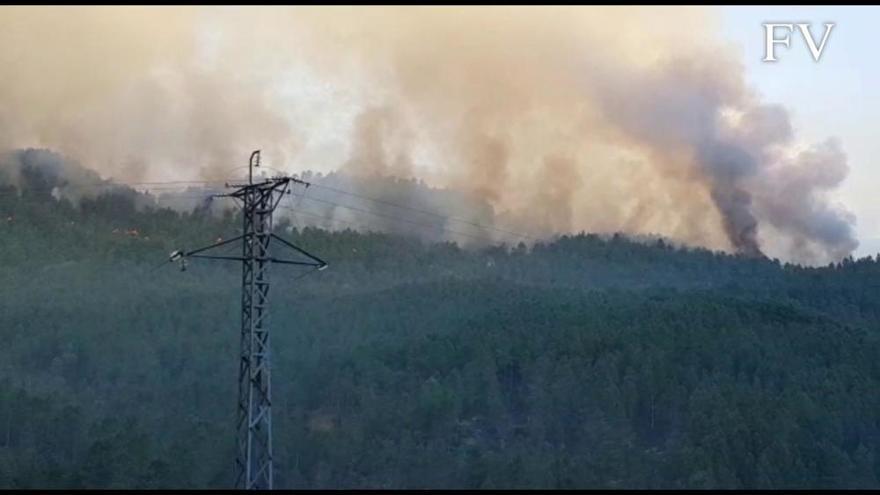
[170,150,327,489]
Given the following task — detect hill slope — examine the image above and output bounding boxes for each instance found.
[2,160,880,488]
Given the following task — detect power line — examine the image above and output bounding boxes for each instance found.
[280,194,494,243]
[2,176,537,243]
[6,184,527,244]
[278,204,444,238]
[306,181,536,241]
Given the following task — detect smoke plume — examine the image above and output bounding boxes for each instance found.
[0,6,858,264]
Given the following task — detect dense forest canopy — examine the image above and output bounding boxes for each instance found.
[2,150,880,488]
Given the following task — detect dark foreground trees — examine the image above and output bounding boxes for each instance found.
[2,177,880,488]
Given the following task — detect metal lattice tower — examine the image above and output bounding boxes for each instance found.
[170,150,327,490]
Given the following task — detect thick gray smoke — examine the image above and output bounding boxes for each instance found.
[0,6,859,264]
[592,55,856,260]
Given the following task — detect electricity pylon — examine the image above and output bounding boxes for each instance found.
[169,150,327,490]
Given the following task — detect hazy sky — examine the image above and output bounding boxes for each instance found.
[720,6,880,257]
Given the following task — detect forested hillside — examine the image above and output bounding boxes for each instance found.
[3,155,880,488]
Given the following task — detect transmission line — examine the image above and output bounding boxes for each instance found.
[1,175,538,242]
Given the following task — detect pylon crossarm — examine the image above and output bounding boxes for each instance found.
[182,234,249,258]
[270,182,291,211]
[188,254,247,262]
[268,258,324,267]
[226,178,283,196]
[269,233,328,268]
